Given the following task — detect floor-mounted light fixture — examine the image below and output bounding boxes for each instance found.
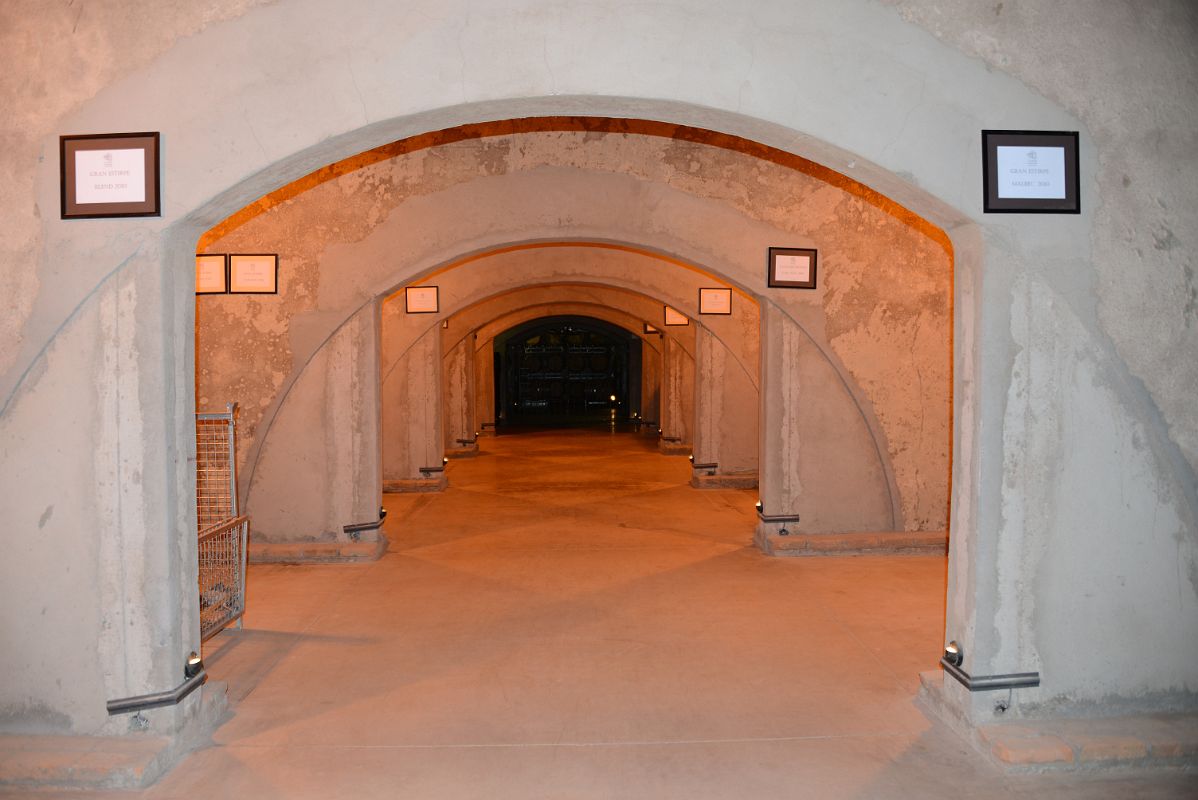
[754,501,801,536]
[943,641,963,667]
[185,651,204,679]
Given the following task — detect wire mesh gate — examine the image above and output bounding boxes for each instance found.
[196,403,248,642]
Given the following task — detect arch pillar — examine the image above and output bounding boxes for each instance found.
[754,303,895,546]
[658,332,694,455]
[381,326,446,492]
[443,333,478,457]
[691,324,758,488]
[244,302,385,561]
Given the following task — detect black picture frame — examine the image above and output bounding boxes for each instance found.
[698,287,733,315]
[643,322,661,335]
[229,254,279,294]
[982,130,1080,214]
[768,247,818,289]
[405,286,440,313]
[60,132,160,219]
[663,306,689,326]
[195,254,228,295]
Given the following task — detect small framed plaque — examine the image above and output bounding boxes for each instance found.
[698,287,732,315]
[982,130,1080,214]
[229,254,279,294]
[60,132,160,219]
[405,286,439,313]
[195,254,227,295]
[663,306,689,326]
[768,247,818,289]
[643,322,660,335]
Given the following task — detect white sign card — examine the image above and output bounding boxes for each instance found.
[774,253,811,283]
[74,149,146,204]
[995,145,1067,199]
[229,254,278,294]
[768,247,818,289]
[195,255,227,294]
[664,306,689,326]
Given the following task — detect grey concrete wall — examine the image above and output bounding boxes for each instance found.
[1,0,1194,742]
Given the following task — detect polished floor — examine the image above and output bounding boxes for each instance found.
[61,430,1195,798]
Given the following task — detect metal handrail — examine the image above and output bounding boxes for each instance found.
[107,669,207,715]
[940,658,1040,691]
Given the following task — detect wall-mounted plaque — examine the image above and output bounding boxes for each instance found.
[405,286,439,313]
[982,130,1079,214]
[60,132,160,219]
[768,247,818,289]
[663,306,689,326]
[643,323,660,335]
[698,287,732,315]
[195,254,228,294]
[229,254,279,294]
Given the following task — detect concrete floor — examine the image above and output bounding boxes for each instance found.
[41,430,1195,798]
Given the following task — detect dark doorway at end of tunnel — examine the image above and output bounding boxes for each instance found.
[494,315,642,431]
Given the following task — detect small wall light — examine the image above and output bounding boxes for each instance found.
[755,500,763,514]
[944,641,963,667]
[442,457,449,466]
[185,652,203,679]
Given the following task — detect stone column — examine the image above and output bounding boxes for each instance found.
[691,325,759,488]
[242,302,385,560]
[639,337,661,429]
[443,333,478,457]
[474,337,496,434]
[381,326,446,491]
[691,325,721,468]
[658,333,693,454]
[754,303,803,541]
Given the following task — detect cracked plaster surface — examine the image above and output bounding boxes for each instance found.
[0,0,275,377]
[884,0,1198,482]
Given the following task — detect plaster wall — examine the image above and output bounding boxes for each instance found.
[0,0,1194,740]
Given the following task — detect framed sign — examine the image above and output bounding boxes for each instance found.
[405,286,439,313]
[195,254,227,294]
[663,306,689,326]
[643,323,660,335]
[982,130,1080,214]
[768,247,818,289]
[60,132,160,219]
[698,287,732,315]
[229,254,278,294]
